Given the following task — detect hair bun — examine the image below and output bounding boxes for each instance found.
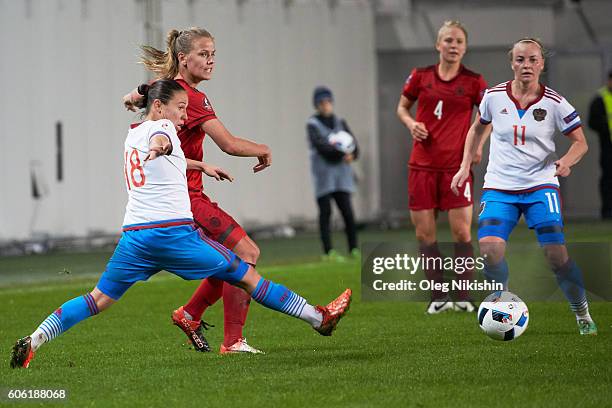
[137,83,150,96]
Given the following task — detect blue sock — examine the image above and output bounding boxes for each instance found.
[553,259,589,317]
[251,278,321,326]
[31,293,99,350]
[483,258,509,290]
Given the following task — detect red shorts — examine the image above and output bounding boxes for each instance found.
[408,168,473,211]
[189,190,247,250]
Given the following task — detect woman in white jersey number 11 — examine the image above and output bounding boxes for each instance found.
[451,38,597,335]
[10,80,352,369]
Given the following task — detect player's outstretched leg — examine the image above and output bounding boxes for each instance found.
[10,289,113,368]
[544,245,597,335]
[240,267,351,336]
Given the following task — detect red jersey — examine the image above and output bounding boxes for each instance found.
[175,78,218,191]
[402,64,487,170]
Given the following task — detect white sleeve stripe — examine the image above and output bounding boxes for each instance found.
[562,121,582,135]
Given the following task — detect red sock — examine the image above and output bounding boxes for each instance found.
[420,242,445,301]
[454,242,475,301]
[222,282,251,347]
[184,278,224,321]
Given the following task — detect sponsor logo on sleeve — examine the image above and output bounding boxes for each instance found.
[563,110,579,124]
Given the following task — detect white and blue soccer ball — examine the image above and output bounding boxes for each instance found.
[478,291,529,341]
[328,130,355,154]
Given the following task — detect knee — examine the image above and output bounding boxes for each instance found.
[415,230,435,245]
[543,245,568,270]
[479,240,505,265]
[90,288,115,312]
[239,242,260,265]
[452,227,471,243]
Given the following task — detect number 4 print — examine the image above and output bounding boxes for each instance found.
[434,100,443,120]
[513,125,526,145]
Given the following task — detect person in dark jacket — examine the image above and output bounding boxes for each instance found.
[307,86,360,261]
[587,70,612,219]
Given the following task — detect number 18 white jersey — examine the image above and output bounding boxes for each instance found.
[122,119,192,226]
[479,81,582,191]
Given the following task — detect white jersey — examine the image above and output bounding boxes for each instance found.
[122,119,192,226]
[479,81,582,190]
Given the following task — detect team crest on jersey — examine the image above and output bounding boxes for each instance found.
[533,108,547,122]
[203,97,213,111]
[455,86,465,96]
[425,83,432,89]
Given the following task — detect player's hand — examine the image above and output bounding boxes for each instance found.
[451,166,470,196]
[145,137,172,162]
[409,122,429,141]
[122,91,142,112]
[554,160,571,177]
[343,153,354,163]
[253,145,272,173]
[202,164,234,182]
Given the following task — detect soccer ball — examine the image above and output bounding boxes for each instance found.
[477,291,529,341]
[328,130,355,154]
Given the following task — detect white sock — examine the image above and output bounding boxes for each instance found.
[576,309,592,322]
[299,304,323,327]
[30,328,48,352]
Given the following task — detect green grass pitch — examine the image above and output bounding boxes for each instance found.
[1,224,611,407]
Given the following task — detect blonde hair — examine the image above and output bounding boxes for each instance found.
[140,27,214,79]
[436,20,468,44]
[508,37,546,60]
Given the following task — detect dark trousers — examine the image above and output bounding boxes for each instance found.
[317,191,357,254]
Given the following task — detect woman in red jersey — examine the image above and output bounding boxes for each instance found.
[396,21,488,314]
[124,28,270,354]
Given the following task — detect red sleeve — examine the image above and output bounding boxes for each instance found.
[474,75,488,106]
[401,68,420,101]
[184,88,217,130]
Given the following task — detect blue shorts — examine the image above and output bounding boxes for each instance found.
[478,185,565,244]
[96,219,249,300]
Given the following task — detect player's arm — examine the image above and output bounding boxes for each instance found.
[554,127,588,177]
[202,119,271,173]
[396,95,428,141]
[451,118,492,195]
[472,113,492,165]
[186,158,233,182]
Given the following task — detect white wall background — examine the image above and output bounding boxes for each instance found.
[0,0,378,240]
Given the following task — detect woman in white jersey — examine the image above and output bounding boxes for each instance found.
[10,80,351,369]
[451,38,596,335]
